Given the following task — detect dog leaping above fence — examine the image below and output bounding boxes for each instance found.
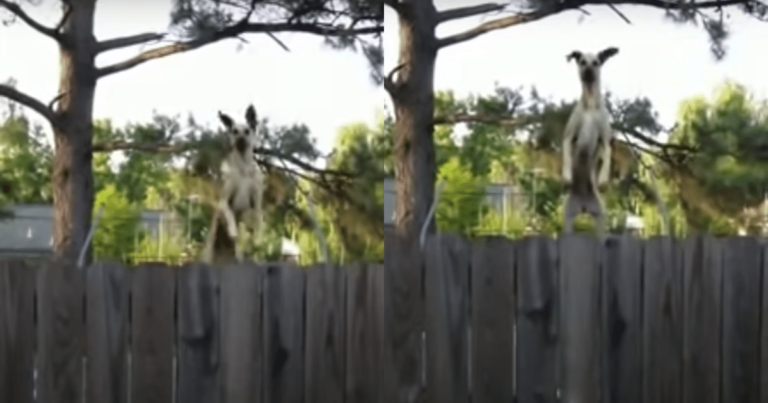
[201,104,266,263]
[561,47,618,235]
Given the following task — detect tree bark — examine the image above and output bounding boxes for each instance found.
[52,0,97,263]
[385,2,439,402]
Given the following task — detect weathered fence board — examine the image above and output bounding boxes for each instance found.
[761,242,768,402]
[559,234,602,403]
[681,236,721,403]
[176,263,219,403]
[263,264,305,403]
[219,262,264,403]
[516,236,557,403]
[85,262,129,403]
[0,260,36,403]
[721,237,761,403]
[345,264,385,403]
[424,234,469,403]
[36,260,84,403]
[131,263,176,403]
[305,264,346,403]
[643,237,682,403]
[470,236,516,403]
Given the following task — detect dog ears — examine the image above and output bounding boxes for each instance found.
[245,104,257,130]
[597,47,619,64]
[566,51,582,62]
[218,111,234,130]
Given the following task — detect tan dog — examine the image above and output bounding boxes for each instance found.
[202,104,265,262]
[561,47,618,234]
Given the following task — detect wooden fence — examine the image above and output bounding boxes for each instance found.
[0,260,385,403]
[1,234,767,403]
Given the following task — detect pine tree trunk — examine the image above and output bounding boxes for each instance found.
[52,0,97,263]
[385,2,439,402]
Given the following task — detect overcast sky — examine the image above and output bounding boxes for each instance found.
[385,1,768,141]
[0,0,384,155]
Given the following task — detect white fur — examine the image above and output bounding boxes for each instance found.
[210,104,265,262]
[561,47,618,234]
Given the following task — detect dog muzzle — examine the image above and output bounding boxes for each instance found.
[582,69,595,83]
[235,137,247,153]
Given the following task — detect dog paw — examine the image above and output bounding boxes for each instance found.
[227,223,238,239]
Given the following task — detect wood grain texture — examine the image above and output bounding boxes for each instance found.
[558,234,602,403]
[603,236,643,403]
[721,237,761,403]
[642,236,682,403]
[516,236,557,403]
[130,263,176,403]
[177,263,219,403]
[36,259,84,403]
[384,228,423,403]
[681,236,721,403]
[423,234,470,403]
[85,262,129,403]
[0,260,37,403]
[305,264,346,403]
[263,264,305,403]
[470,236,515,403]
[760,241,768,402]
[345,264,386,403]
[219,262,264,403]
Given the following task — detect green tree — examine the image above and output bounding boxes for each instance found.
[92,184,144,261]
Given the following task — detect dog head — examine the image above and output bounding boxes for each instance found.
[218,104,259,154]
[566,47,619,85]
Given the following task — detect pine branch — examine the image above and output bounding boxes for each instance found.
[96,32,166,53]
[0,0,60,40]
[0,84,59,126]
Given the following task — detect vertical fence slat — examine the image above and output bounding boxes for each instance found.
[558,234,601,403]
[384,229,422,403]
[263,264,305,403]
[176,263,219,403]
[85,262,128,403]
[681,236,722,403]
[471,236,515,403]
[721,237,761,403]
[37,260,84,403]
[424,235,469,403]
[643,236,682,403]
[345,264,385,403]
[0,260,37,403]
[516,236,557,403]
[603,236,643,403]
[305,264,346,403]
[761,241,768,402]
[130,263,176,403]
[219,262,264,403]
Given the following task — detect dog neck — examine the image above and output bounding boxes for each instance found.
[579,79,603,110]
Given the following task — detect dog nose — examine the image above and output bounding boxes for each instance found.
[582,68,595,83]
[235,137,247,152]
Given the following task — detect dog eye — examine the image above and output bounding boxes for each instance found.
[580,60,586,66]
[592,60,599,66]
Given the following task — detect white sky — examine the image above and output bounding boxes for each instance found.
[0,0,385,155]
[384,0,768,141]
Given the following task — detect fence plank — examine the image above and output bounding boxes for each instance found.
[558,234,602,403]
[346,264,385,403]
[681,236,721,403]
[471,236,516,403]
[130,263,176,403]
[305,264,346,403]
[37,260,84,403]
[424,235,469,403]
[263,264,305,403]
[761,241,768,402]
[721,237,761,403]
[384,229,423,403]
[643,236,682,403]
[0,260,37,403]
[516,236,557,403]
[219,262,264,403]
[177,263,219,403]
[603,236,643,403]
[85,262,129,403]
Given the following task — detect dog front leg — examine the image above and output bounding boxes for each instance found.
[562,107,581,185]
[219,179,239,239]
[597,123,613,188]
